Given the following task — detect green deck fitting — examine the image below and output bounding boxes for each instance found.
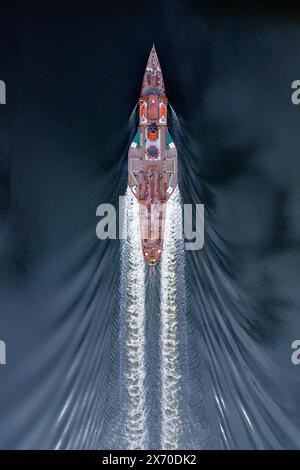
[133,130,140,147]
[166,130,173,146]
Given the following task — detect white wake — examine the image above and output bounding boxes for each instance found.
[160,188,182,449]
[123,188,147,449]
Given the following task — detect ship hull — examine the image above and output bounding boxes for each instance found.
[128,46,178,265]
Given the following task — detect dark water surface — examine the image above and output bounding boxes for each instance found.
[0,1,299,449]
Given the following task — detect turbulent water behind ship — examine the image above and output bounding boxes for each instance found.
[102,187,187,449]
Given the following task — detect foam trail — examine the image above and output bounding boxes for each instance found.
[123,187,147,449]
[160,187,182,449]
